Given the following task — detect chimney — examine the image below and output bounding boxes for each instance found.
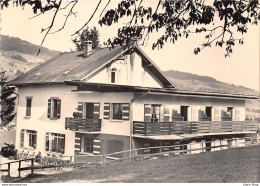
[84,40,92,57]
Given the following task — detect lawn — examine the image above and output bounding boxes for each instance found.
[2,145,260,183]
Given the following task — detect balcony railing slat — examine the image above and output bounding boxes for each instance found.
[133,121,258,136]
[65,118,101,132]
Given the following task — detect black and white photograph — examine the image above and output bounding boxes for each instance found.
[0,0,259,184]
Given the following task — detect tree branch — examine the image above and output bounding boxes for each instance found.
[37,0,62,55]
[71,0,102,36]
[141,0,161,45]
[49,1,78,34]
[100,0,111,17]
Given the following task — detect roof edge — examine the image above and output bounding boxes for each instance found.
[65,81,258,100]
[134,46,175,88]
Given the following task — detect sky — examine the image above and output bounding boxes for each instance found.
[1,0,259,91]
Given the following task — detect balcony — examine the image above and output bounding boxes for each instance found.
[133,121,258,136]
[65,118,101,132]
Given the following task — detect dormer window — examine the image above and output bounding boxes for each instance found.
[111,68,117,83]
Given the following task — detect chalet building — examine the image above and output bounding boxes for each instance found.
[9,43,258,160]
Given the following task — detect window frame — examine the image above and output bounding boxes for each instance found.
[48,97,61,119]
[21,129,37,149]
[110,67,117,84]
[112,103,123,120]
[46,132,65,154]
[81,137,94,153]
[83,102,94,119]
[25,97,32,117]
[151,104,161,122]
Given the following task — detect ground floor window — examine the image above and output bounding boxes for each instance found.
[20,129,37,149]
[46,133,65,154]
[81,137,94,153]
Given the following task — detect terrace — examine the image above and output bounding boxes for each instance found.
[133,121,258,136]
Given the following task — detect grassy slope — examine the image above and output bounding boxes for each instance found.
[2,145,259,183]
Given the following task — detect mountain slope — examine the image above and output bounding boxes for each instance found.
[1,35,60,81]
[164,70,258,96]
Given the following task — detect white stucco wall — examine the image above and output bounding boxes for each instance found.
[15,84,134,156]
[75,91,133,136]
[86,53,163,88]
[16,84,77,156]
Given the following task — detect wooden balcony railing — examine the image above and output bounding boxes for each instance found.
[133,121,258,136]
[65,118,101,132]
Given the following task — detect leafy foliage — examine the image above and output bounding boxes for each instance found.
[0,71,16,128]
[1,0,259,56]
[99,0,259,56]
[72,27,100,51]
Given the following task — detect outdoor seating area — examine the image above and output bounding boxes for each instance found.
[7,150,72,166]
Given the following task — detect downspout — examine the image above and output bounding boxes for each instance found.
[129,90,150,159]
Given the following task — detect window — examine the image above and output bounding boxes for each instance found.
[103,103,130,120]
[81,137,94,153]
[26,97,32,116]
[221,107,233,121]
[151,105,160,122]
[20,130,37,149]
[112,103,123,120]
[46,133,65,154]
[227,107,233,118]
[111,68,117,83]
[47,98,61,119]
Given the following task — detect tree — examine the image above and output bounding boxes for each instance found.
[72,27,100,51]
[0,0,259,57]
[0,71,17,128]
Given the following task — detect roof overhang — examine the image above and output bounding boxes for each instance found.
[64,81,258,100]
[133,131,257,141]
[7,82,65,86]
[134,46,174,88]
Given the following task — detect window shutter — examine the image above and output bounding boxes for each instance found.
[20,129,24,147]
[214,107,221,121]
[235,107,240,121]
[163,105,170,122]
[61,134,65,154]
[33,131,37,149]
[144,104,151,122]
[78,102,83,118]
[191,106,198,121]
[122,103,130,120]
[47,99,51,118]
[93,136,101,155]
[45,133,49,151]
[103,103,110,119]
[57,99,61,119]
[74,133,81,154]
[93,103,100,119]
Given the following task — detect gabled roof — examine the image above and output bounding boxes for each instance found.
[8,46,174,88]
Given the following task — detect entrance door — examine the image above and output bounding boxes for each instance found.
[83,103,94,119]
[180,106,189,121]
[151,105,160,122]
[206,107,212,121]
